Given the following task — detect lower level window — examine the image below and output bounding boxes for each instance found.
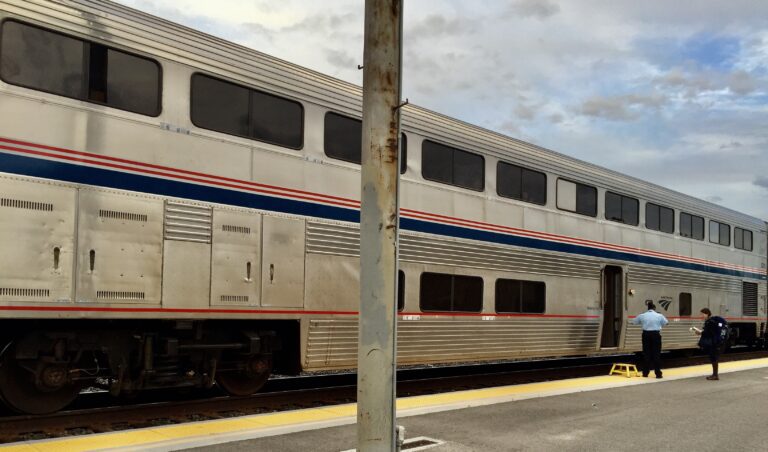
[419,272,483,312]
[495,279,546,313]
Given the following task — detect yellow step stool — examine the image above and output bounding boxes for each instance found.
[609,363,640,378]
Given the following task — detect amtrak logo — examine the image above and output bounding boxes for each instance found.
[659,299,672,311]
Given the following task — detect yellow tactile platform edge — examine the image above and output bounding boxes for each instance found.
[4,357,768,452]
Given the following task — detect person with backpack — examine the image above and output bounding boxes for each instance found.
[632,301,668,378]
[694,307,728,380]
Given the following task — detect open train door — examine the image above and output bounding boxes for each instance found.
[600,265,625,349]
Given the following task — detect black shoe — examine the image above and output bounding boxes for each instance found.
[656,375,663,379]
[642,373,649,377]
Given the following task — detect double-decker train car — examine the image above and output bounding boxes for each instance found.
[0,0,765,414]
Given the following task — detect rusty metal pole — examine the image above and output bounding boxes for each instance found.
[357,0,403,451]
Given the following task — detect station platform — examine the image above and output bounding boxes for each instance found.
[4,357,768,451]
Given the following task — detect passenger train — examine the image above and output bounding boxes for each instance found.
[0,0,765,414]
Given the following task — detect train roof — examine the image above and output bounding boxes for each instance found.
[7,0,766,231]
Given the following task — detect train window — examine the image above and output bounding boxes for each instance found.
[605,192,639,226]
[556,179,597,217]
[646,203,674,234]
[397,270,405,311]
[323,113,407,173]
[679,293,692,316]
[734,227,753,251]
[422,140,484,191]
[497,161,546,205]
[679,212,704,240]
[709,220,730,246]
[419,272,483,312]
[1,20,161,116]
[192,74,303,149]
[495,279,545,314]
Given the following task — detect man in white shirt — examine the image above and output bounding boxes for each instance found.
[631,301,669,378]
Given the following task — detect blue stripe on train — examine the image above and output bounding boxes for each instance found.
[1,151,764,280]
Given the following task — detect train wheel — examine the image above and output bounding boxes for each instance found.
[0,344,82,414]
[216,356,272,396]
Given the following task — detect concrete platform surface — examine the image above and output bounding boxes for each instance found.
[192,367,768,452]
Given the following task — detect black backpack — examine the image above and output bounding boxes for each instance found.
[709,316,729,346]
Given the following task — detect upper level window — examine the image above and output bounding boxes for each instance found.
[497,161,546,205]
[1,20,161,116]
[495,279,545,314]
[323,112,407,173]
[680,212,704,240]
[556,179,597,217]
[646,203,674,234]
[191,74,303,149]
[709,220,730,246]
[734,227,753,251]
[419,272,483,312]
[422,140,484,191]
[605,192,639,226]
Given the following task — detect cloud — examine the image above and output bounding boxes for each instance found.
[728,70,757,95]
[705,196,723,203]
[506,0,560,19]
[325,49,357,70]
[754,176,768,190]
[579,94,666,120]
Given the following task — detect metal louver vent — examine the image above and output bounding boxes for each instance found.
[220,295,249,303]
[0,288,50,297]
[222,224,251,234]
[164,201,212,243]
[99,209,148,222]
[743,282,758,316]
[96,291,145,300]
[0,197,53,211]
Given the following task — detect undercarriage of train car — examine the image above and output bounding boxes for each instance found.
[0,319,300,414]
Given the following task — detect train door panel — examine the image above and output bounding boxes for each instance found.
[210,209,261,306]
[0,177,76,303]
[161,201,212,309]
[76,190,163,304]
[261,216,305,308]
[600,265,624,348]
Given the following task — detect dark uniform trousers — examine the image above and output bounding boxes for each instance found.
[641,330,662,377]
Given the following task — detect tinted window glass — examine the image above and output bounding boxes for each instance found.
[495,279,545,313]
[324,113,362,163]
[576,183,597,216]
[679,293,692,316]
[422,140,484,191]
[497,161,546,205]
[744,229,753,251]
[106,48,161,115]
[719,222,730,246]
[680,212,704,240]
[400,133,407,174]
[734,227,752,251]
[251,89,303,148]
[1,21,161,116]
[397,270,405,311]
[191,74,250,137]
[646,203,660,231]
[420,272,483,312]
[1,21,85,99]
[659,205,674,234]
[605,192,638,225]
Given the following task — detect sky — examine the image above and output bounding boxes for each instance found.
[114,0,768,220]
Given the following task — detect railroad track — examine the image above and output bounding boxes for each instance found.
[1,349,766,444]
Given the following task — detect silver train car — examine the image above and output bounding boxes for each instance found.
[0,0,765,414]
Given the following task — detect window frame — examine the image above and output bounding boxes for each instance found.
[645,202,675,234]
[494,278,546,314]
[556,178,597,217]
[0,19,163,117]
[191,72,304,150]
[419,272,484,313]
[734,227,753,252]
[709,220,731,247]
[679,212,705,241]
[496,160,547,206]
[421,139,485,192]
[604,191,639,226]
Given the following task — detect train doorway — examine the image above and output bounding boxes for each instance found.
[600,265,624,348]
